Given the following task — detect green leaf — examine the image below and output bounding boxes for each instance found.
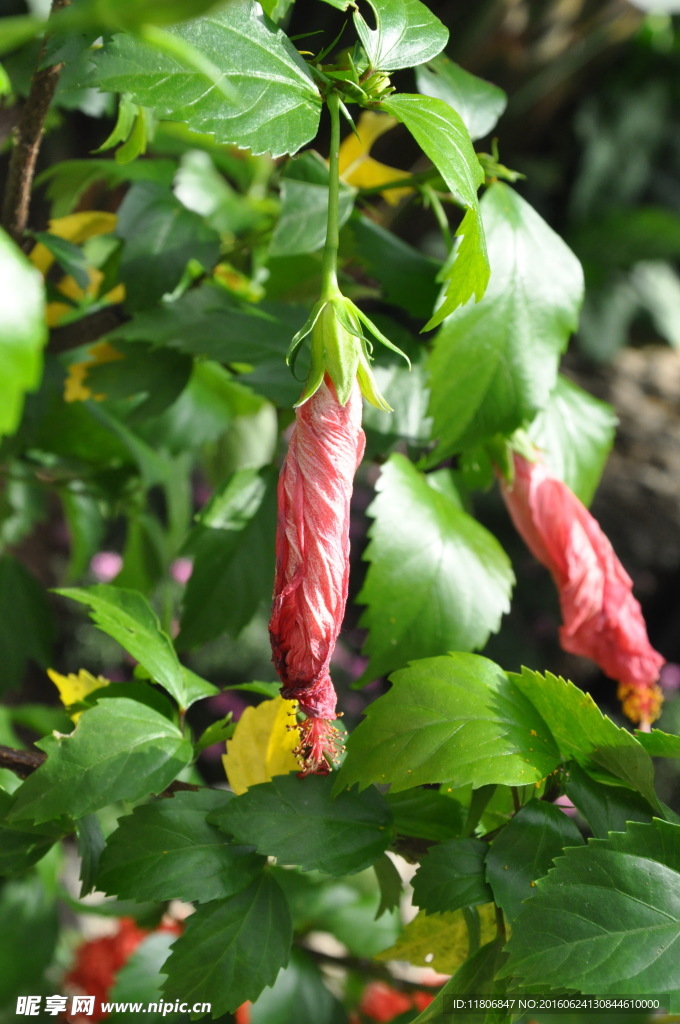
[336,653,560,793]
[354,0,448,72]
[67,0,225,31]
[86,343,193,421]
[348,215,440,320]
[60,485,105,581]
[116,181,220,310]
[635,729,680,758]
[31,231,91,291]
[0,555,53,695]
[178,467,277,648]
[0,791,60,876]
[565,761,655,839]
[249,948,346,1024]
[107,932,176,1021]
[377,904,498,975]
[9,699,192,824]
[76,813,106,896]
[98,789,265,904]
[485,800,583,922]
[427,182,584,456]
[212,774,392,876]
[374,853,403,918]
[509,669,658,807]
[416,55,507,141]
[412,838,492,915]
[91,2,321,157]
[161,872,292,1014]
[271,151,356,256]
[386,788,466,841]
[502,819,680,994]
[0,874,59,1007]
[0,227,47,440]
[528,375,617,506]
[0,16,45,57]
[358,454,514,682]
[411,937,507,1024]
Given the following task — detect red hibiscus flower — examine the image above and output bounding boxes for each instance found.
[500,452,664,725]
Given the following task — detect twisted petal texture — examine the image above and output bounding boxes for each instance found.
[270,376,365,722]
[501,453,664,724]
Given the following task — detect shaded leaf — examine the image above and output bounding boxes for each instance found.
[412,838,492,915]
[374,853,403,918]
[271,151,356,256]
[387,788,466,842]
[249,948,346,1024]
[336,653,560,793]
[359,455,513,681]
[213,774,392,876]
[411,937,507,1024]
[565,761,655,838]
[376,904,497,975]
[0,555,53,695]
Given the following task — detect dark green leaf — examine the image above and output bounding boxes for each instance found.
[412,838,492,915]
[502,819,680,994]
[565,761,655,838]
[271,151,356,256]
[354,0,448,72]
[250,948,346,1024]
[36,158,176,218]
[509,669,657,807]
[336,653,560,793]
[411,937,507,1024]
[86,343,193,422]
[212,774,392,876]
[116,182,220,310]
[60,485,105,581]
[0,227,47,440]
[374,853,403,918]
[76,813,106,897]
[98,789,265,904]
[358,454,514,681]
[31,231,91,291]
[178,467,277,647]
[0,555,53,694]
[107,932,176,1022]
[161,873,293,1014]
[0,791,60,876]
[0,874,59,1006]
[387,788,466,842]
[528,375,616,506]
[416,55,507,141]
[9,699,192,824]
[174,149,267,236]
[427,183,583,456]
[91,2,321,157]
[54,584,205,709]
[485,800,583,922]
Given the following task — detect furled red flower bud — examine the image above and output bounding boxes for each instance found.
[499,452,665,726]
[269,373,365,772]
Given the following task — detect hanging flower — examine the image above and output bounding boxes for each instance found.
[270,373,365,773]
[499,451,664,726]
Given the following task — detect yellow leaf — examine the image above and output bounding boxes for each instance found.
[376,904,497,975]
[338,112,412,206]
[48,667,110,721]
[222,697,300,796]
[64,341,124,403]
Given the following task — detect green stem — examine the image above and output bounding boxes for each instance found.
[321,89,342,299]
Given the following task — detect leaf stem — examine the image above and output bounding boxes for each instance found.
[321,89,342,299]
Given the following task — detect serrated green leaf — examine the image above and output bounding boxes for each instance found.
[358,454,514,682]
[0,555,53,695]
[107,932,176,1021]
[76,813,106,897]
[565,761,655,838]
[485,800,583,922]
[509,668,657,807]
[634,729,680,758]
[116,181,220,310]
[412,838,492,915]
[271,151,356,256]
[411,937,507,1024]
[374,853,403,918]
[98,789,265,904]
[336,653,560,793]
[178,467,277,647]
[354,0,448,72]
[416,55,507,141]
[91,2,321,157]
[161,873,292,1014]
[54,584,196,708]
[0,874,60,1007]
[250,948,346,1024]
[528,375,617,506]
[9,699,192,824]
[0,791,61,876]
[0,227,47,440]
[502,819,680,994]
[212,774,392,876]
[386,788,466,842]
[427,182,584,456]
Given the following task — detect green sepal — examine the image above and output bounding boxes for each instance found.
[286,299,327,379]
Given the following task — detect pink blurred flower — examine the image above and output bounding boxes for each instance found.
[269,375,365,772]
[170,557,193,584]
[500,452,664,726]
[90,551,122,582]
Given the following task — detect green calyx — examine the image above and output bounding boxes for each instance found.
[286,295,410,411]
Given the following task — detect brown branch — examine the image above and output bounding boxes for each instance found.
[0,744,46,779]
[49,305,128,354]
[1,0,71,243]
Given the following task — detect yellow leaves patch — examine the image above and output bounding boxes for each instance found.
[222,697,300,796]
[376,904,497,975]
[29,211,125,328]
[48,667,110,721]
[338,111,412,206]
[64,341,124,403]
